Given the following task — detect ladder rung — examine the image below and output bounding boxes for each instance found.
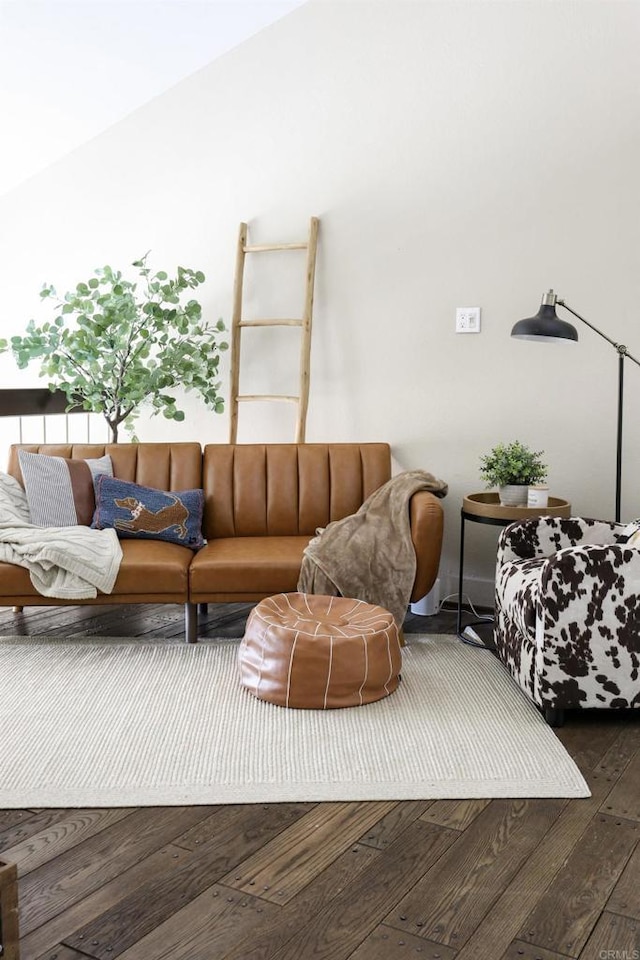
[239,319,303,328]
[243,242,308,253]
[236,394,300,403]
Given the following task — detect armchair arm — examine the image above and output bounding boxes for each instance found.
[536,543,640,709]
[497,516,623,567]
[409,491,444,602]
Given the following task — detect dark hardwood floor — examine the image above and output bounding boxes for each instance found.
[1,601,639,960]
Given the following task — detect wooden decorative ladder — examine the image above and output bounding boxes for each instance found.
[228,217,319,443]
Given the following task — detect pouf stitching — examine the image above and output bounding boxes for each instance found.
[239,592,401,710]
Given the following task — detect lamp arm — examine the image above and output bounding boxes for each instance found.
[557,298,640,368]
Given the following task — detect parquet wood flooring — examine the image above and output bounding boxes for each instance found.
[1,601,639,960]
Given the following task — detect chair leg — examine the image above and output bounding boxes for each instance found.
[198,603,208,616]
[544,706,565,727]
[185,603,198,643]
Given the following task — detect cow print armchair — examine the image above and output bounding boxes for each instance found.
[494,516,640,726]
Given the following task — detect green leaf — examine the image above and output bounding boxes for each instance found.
[3,255,227,434]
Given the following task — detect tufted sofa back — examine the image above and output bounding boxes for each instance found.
[7,442,393,540]
[8,443,203,492]
[202,443,392,539]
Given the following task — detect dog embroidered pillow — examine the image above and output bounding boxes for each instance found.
[92,477,205,549]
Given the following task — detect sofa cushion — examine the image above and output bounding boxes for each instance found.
[18,450,113,526]
[0,561,41,598]
[113,540,193,596]
[189,536,310,596]
[92,477,205,549]
[0,540,192,599]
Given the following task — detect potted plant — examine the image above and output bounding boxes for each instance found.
[479,440,548,506]
[0,255,228,441]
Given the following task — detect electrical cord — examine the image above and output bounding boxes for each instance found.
[408,591,495,649]
[441,591,495,650]
[438,591,494,622]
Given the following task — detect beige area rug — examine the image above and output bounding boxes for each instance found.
[0,635,589,806]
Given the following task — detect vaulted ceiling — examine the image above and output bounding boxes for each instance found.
[0,0,306,197]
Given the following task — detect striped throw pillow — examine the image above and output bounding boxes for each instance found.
[18,450,113,527]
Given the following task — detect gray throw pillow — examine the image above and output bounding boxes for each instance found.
[18,450,113,526]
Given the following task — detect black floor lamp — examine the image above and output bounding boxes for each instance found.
[511,289,640,523]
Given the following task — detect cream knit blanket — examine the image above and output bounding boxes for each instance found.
[0,472,122,599]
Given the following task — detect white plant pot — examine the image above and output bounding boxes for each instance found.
[498,484,528,507]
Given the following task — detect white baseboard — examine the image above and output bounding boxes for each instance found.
[438,572,495,611]
[409,573,495,618]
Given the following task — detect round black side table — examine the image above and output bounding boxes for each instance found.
[457,492,572,647]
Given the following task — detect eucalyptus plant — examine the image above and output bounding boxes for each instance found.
[1,255,228,441]
[479,440,547,488]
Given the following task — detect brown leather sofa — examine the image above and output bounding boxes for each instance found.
[1,442,444,642]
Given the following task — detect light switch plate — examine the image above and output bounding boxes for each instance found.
[456,307,481,333]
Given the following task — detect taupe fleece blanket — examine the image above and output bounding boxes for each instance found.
[297,469,448,627]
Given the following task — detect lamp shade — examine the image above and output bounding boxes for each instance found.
[511,291,578,343]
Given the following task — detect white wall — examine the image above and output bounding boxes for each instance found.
[1,0,639,600]
[0,1,306,196]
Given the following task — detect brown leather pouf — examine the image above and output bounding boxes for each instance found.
[238,592,401,709]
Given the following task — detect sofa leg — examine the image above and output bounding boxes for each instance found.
[12,606,24,613]
[544,707,565,727]
[198,603,208,616]
[185,603,198,643]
